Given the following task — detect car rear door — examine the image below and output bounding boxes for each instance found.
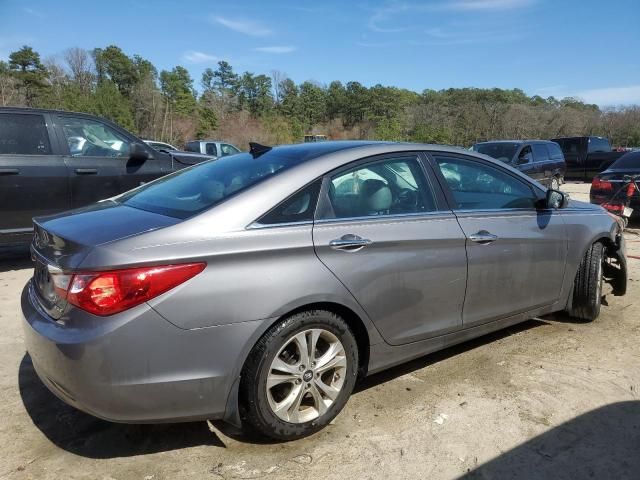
[53,114,171,207]
[531,143,552,185]
[430,152,567,327]
[312,152,468,345]
[0,111,70,243]
[554,138,584,180]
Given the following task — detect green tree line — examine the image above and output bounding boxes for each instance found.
[1,45,639,149]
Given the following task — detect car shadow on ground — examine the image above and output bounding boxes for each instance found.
[19,320,548,455]
[461,401,640,479]
[0,247,32,273]
[18,354,226,458]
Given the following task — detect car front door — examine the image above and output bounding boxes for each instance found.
[312,153,468,346]
[0,111,70,243]
[431,153,567,327]
[515,145,540,181]
[54,115,171,207]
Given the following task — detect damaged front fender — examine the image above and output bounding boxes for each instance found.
[604,232,627,296]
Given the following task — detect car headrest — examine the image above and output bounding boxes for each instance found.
[361,179,392,213]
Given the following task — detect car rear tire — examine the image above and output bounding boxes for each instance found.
[569,242,604,321]
[239,310,358,440]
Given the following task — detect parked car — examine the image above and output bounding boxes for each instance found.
[590,150,640,217]
[0,107,214,248]
[304,135,328,142]
[143,140,178,152]
[22,141,627,441]
[551,136,625,181]
[472,140,566,189]
[184,140,240,158]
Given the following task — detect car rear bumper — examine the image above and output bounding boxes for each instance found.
[21,281,266,423]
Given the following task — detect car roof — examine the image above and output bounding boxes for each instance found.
[0,106,102,117]
[474,140,557,145]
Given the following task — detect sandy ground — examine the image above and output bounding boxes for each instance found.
[0,183,639,480]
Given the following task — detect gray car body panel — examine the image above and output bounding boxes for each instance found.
[23,141,624,424]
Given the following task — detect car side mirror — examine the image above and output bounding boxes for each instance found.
[517,153,532,165]
[129,142,150,161]
[545,189,569,209]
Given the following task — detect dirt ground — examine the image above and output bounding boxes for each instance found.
[1,183,639,480]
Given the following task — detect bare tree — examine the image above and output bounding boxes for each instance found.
[64,47,94,93]
[271,70,287,105]
[0,73,22,106]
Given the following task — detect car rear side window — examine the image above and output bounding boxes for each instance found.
[320,156,437,220]
[258,180,322,225]
[547,142,564,159]
[532,144,549,162]
[435,155,537,210]
[185,141,200,152]
[0,113,51,155]
[118,150,311,219]
[555,138,581,155]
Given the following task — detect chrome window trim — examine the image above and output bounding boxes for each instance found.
[314,210,454,225]
[247,220,314,230]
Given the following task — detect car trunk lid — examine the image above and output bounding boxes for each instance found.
[30,200,180,319]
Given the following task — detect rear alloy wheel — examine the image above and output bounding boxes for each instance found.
[550,176,560,190]
[240,310,358,440]
[569,242,604,321]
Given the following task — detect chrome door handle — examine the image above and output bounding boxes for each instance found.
[0,168,19,175]
[75,168,98,174]
[329,234,372,252]
[469,230,498,245]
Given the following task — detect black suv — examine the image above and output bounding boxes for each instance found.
[0,108,213,247]
[551,136,625,181]
[472,140,566,189]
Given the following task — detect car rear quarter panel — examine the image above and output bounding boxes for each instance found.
[94,224,385,346]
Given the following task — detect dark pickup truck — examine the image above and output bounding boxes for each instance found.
[0,107,213,248]
[551,136,625,181]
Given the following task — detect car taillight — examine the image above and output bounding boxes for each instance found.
[591,177,613,191]
[59,263,205,316]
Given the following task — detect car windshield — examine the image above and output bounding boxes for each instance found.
[473,143,519,163]
[610,152,640,170]
[117,149,310,219]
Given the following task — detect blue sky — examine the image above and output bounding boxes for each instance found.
[1,0,639,106]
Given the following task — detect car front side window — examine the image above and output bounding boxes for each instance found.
[61,117,130,158]
[205,143,218,156]
[435,155,538,210]
[321,156,436,220]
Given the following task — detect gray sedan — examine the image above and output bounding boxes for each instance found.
[22,141,627,440]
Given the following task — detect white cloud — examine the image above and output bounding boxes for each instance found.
[23,7,44,18]
[182,50,218,64]
[444,0,535,11]
[253,46,296,54]
[212,16,272,36]
[574,85,640,106]
[366,0,534,32]
[534,84,640,106]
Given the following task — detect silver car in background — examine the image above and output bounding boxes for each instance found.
[22,141,627,440]
[184,139,240,158]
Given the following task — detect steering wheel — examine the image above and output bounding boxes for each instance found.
[395,188,418,210]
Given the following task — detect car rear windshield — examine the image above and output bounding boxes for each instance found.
[473,143,519,162]
[117,149,311,219]
[610,152,640,170]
